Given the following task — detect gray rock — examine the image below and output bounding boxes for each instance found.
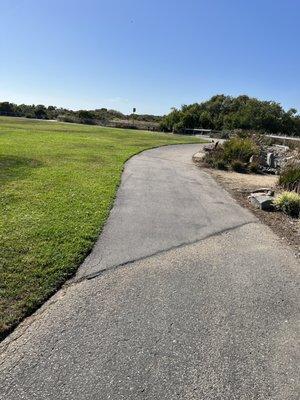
[274,144,289,151]
[267,152,275,168]
[249,193,275,210]
[193,151,205,162]
[251,188,272,194]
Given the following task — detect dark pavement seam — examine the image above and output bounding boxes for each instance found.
[79,220,258,282]
[0,220,258,355]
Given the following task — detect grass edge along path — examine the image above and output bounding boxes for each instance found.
[0,117,205,339]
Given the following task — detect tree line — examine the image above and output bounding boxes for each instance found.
[0,101,162,125]
[1,96,300,136]
[160,95,300,136]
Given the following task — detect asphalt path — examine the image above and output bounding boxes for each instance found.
[77,144,253,279]
[1,144,299,399]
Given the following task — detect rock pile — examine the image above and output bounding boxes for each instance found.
[257,144,298,174]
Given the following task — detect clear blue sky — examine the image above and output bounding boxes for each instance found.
[1,0,299,115]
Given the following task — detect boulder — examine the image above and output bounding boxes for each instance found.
[193,152,205,162]
[251,188,272,194]
[249,193,275,211]
[203,141,219,152]
[267,152,275,168]
[250,188,275,196]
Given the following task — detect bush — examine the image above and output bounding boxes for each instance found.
[223,137,259,163]
[203,147,225,167]
[234,129,251,138]
[249,162,259,173]
[173,121,185,133]
[273,191,300,217]
[203,136,259,173]
[214,159,228,170]
[279,163,300,194]
[220,131,230,139]
[57,114,78,123]
[231,159,247,173]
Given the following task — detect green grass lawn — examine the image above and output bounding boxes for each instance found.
[0,117,203,338]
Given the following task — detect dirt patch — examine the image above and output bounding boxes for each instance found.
[194,161,299,257]
[208,169,278,192]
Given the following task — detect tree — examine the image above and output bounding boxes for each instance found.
[0,102,14,115]
[160,95,300,136]
[34,105,48,119]
[77,110,94,120]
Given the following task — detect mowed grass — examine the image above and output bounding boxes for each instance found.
[0,117,203,337]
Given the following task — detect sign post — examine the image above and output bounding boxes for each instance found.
[132,108,136,124]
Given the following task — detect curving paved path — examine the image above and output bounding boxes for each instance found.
[0,144,299,399]
[77,144,255,279]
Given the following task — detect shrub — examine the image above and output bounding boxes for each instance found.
[231,159,247,173]
[249,162,259,173]
[203,153,216,167]
[57,114,78,123]
[214,159,228,170]
[234,129,251,139]
[173,121,185,133]
[279,163,300,194]
[203,136,259,173]
[203,147,225,167]
[273,191,300,217]
[220,131,230,139]
[223,137,259,163]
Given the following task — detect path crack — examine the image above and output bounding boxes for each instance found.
[78,220,257,283]
[1,220,257,351]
